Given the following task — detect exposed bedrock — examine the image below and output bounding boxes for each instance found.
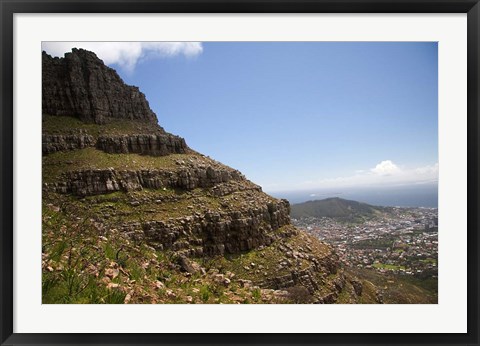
[258,253,341,294]
[118,199,292,256]
[42,49,157,124]
[47,166,245,196]
[95,134,188,156]
[42,134,96,155]
[42,134,189,156]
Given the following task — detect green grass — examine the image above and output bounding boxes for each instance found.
[348,267,437,304]
[252,287,262,301]
[44,188,224,228]
[200,285,211,302]
[42,147,201,183]
[43,114,163,137]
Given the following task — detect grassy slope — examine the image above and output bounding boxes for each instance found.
[43,114,164,137]
[43,202,296,304]
[41,130,300,304]
[42,148,435,304]
[43,148,198,183]
[347,268,437,304]
[42,116,434,304]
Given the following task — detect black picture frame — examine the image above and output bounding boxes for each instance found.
[1,1,479,345]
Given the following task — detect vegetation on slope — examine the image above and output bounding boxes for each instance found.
[43,148,198,183]
[43,114,164,137]
[42,202,295,304]
[291,197,385,221]
[41,120,434,305]
[347,268,437,304]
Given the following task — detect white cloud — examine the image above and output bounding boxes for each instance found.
[41,42,203,72]
[414,162,439,176]
[371,160,401,176]
[287,160,439,191]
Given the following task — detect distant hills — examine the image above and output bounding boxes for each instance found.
[290,197,385,221]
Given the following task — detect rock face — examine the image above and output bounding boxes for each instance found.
[96,134,188,156]
[136,199,292,256]
[47,166,245,196]
[42,133,95,155]
[42,133,188,156]
[42,49,157,124]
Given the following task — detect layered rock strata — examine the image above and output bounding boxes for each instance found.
[46,166,245,196]
[96,134,188,156]
[42,49,157,124]
[42,133,188,156]
[42,133,95,155]
[127,199,292,256]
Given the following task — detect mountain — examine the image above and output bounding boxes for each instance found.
[42,49,157,124]
[291,197,385,221]
[42,49,389,304]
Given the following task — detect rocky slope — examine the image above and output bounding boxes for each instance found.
[42,49,379,304]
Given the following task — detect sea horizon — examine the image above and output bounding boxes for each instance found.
[269,182,438,208]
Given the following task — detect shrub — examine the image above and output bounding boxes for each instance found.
[286,285,313,304]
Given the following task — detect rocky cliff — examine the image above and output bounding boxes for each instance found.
[43,132,189,156]
[42,49,157,124]
[42,48,373,304]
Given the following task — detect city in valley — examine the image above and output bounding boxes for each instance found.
[292,206,438,279]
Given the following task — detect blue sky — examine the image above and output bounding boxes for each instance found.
[43,42,438,193]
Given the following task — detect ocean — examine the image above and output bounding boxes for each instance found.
[268,183,438,208]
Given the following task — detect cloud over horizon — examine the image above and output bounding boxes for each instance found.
[42,42,203,72]
[270,160,439,192]
[371,160,401,176]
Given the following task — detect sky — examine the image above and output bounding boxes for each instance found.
[42,42,438,194]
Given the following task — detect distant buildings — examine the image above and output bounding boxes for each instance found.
[293,207,438,277]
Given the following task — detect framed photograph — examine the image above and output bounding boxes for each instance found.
[1,0,479,345]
